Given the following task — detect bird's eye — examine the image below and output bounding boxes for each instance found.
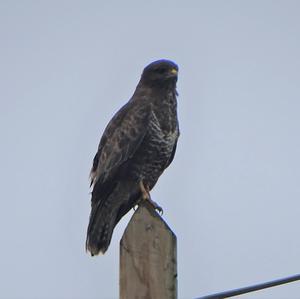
[157,68,166,74]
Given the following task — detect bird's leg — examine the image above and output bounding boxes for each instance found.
[139,181,163,214]
[139,180,150,200]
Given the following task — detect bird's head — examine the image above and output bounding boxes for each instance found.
[140,59,178,86]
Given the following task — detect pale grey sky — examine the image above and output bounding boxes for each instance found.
[1,1,300,298]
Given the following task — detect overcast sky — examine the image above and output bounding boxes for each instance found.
[1,1,300,299]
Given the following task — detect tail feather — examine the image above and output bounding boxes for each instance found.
[86,208,117,255]
[86,180,139,255]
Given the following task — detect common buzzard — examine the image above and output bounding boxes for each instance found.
[86,59,180,255]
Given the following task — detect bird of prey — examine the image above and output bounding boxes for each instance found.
[86,59,180,255]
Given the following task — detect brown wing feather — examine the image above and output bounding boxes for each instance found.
[90,100,150,188]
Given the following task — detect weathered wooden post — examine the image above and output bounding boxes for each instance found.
[120,201,177,299]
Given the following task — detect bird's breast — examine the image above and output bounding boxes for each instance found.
[123,93,179,188]
[127,110,178,186]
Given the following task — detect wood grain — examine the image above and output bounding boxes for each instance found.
[120,201,177,299]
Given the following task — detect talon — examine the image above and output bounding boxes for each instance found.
[147,198,164,215]
[139,181,163,214]
[155,205,164,215]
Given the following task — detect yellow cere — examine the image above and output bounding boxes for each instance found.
[170,68,178,75]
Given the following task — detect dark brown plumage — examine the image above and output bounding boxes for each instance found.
[86,59,180,255]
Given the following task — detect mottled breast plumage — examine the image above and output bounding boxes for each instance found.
[86,59,179,255]
[128,90,179,189]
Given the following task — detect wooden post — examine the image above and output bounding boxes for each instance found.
[120,201,177,299]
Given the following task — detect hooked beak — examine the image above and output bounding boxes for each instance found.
[170,68,178,76]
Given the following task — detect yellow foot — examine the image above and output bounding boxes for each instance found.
[147,197,163,215]
[139,181,163,215]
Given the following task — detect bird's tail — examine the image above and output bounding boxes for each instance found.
[86,180,139,256]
